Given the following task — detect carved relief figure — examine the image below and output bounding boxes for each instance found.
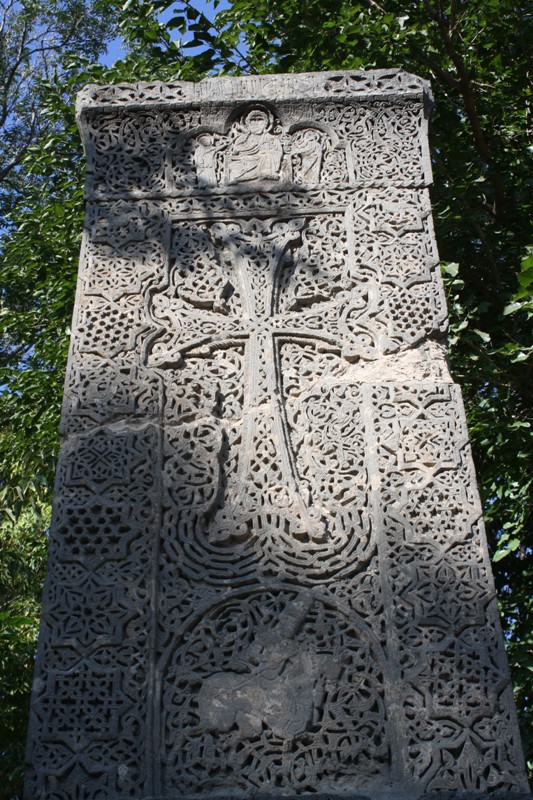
[225,109,283,183]
[193,133,218,187]
[292,128,324,184]
[161,589,389,795]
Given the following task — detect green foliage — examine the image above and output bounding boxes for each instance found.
[0,0,531,793]
[0,80,86,521]
[0,12,123,800]
[0,0,117,218]
[0,505,49,799]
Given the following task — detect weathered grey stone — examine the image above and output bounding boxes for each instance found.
[25,70,531,800]
[417,794,533,800]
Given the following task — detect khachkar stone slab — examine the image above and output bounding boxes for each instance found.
[25,70,531,800]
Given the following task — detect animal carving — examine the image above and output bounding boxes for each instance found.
[197,592,341,740]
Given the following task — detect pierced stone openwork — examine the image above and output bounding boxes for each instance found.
[25,70,531,800]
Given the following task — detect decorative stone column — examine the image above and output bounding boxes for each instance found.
[25,70,531,800]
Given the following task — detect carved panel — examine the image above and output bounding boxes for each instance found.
[26,425,160,799]
[370,384,527,794]
[84,93,431,197]
[77,69,429,110]
[159,590,389,797]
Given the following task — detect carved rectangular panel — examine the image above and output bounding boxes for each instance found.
[25,71,531,800]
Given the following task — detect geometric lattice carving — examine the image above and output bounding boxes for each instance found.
[25,70,531,800]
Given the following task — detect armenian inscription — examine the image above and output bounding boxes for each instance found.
[25,70,531,800]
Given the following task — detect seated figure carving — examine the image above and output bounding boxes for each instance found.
[197,592,341,740]
[225,109,283,184]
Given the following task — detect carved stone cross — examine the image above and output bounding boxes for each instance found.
[26,72,531,800]
[148,214,363,548]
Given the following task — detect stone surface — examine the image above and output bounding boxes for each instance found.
[25,70,531,800]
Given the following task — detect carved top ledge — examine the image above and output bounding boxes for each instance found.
[76,69,432,115]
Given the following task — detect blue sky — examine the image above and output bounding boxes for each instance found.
[100,0,230,66]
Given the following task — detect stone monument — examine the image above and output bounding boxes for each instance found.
[25,71,531,800]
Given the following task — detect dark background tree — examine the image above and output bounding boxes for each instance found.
[0,1,531,796]
[0,0,116,217]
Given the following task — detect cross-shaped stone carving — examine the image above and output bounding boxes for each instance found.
[148,215,370,548]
